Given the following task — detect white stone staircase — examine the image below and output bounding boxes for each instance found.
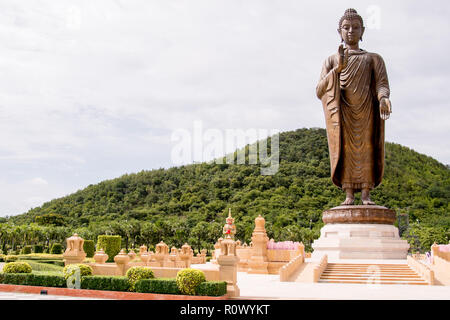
[319,263,428,285]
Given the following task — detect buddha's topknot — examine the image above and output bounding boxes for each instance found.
[338,8,364,31]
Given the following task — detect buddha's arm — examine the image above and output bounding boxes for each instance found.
[316,55,337,99]
[372,54,390,101]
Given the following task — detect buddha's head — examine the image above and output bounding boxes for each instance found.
[337,8,365,46]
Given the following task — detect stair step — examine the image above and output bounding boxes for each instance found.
[323,270,417,274]
[320,275,423,281]
[319,263,428,286]
[321,274,423,279]
[319,279,428,285]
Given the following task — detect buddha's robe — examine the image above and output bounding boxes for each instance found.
[316,49,390,191]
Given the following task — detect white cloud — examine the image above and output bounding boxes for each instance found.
[28,177,49,186]
[0,0,449,216]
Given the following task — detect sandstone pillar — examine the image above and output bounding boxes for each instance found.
[217,238,240,298]
[63,233,87,265]
[247,215,269,274]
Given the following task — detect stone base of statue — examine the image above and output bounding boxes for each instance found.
[311,205,410,260]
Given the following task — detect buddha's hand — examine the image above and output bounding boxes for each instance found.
[380,98,392,120]
[336,44,349,73]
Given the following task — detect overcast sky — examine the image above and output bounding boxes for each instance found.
[1,0,449,217]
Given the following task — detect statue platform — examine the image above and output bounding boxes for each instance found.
[311,205,410,260]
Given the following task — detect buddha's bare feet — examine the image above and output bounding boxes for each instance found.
[342,197,355,205]
[341,188,355,205]
[362,189,375,205]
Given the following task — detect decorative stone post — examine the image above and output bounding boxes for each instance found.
[155,241,169,267]
[199,249,207,264]
[140,251,151,265]
[63,233,87,265]
[128,250,137,261]
[247,215,269,274]
[299,242,305,262]
[139,245,148,255]
[114,249,131,276]
[217,238,240,298]
[179,243,192,268]
[169,247,179,267]
[93,249,108,264]
[431,242,439,264]
[211,238,223,264]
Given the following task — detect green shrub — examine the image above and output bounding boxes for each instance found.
[196,281,227,296]
[38,260,65,267]
[0,273,66,287]
[21,246,32,255]
[126,266,154,291]
[111,276,130,291]
[3,262,32,274]
[4,255,18,263]
[176,268,206,295]
[81,276,113,291]
[83,240,95,258]
[63,264,93,284]
[0,273,32,285]
[135,278,181,295]
[33,245,44,254]
[134,279,226,297]
[96,235,121,263]
[0,255,4,262]
[21,260,63,273]
[50,243,63,254]
[81,276,130,291]
[31,274,66,287]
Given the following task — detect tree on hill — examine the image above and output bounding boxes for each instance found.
[2,128,449,253]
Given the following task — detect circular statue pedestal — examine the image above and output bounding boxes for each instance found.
[311,205,409,260]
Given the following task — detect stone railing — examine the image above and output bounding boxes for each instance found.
[312,255,328,282]
[407,255,434,285]
[432,243,450,262]
[429,243,450,285]
[279,254,304,282]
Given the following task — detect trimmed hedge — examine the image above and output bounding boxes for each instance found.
[21,261,63,273]
[0,273,66,287]
[33,245,44,254]
[21,246,32,255]
[83,240,95,258]
[50,243,63,254]
[176,268,206,295]
[38,260,65,267]
[134,279,227,296]
[96,235,121,263]
[81,276,130,292]
[196,281,227,296]
[63,264,93,281]
[3,262,32,274]
[4,255,18,263]
[126,266,154,291]
[135,278,181,295]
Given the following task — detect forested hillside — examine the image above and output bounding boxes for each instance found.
[3,128,449,253]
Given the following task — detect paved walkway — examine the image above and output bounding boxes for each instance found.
[0,291,107,300]
[235,272,450,300]
[0,261,448,300]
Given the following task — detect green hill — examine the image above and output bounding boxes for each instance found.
[4,128,450,253]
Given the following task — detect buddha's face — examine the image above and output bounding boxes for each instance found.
[339,18,364,46]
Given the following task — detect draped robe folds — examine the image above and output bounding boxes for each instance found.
[316,50,390,191]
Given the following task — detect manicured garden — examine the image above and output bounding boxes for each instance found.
[0,258,227,297]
